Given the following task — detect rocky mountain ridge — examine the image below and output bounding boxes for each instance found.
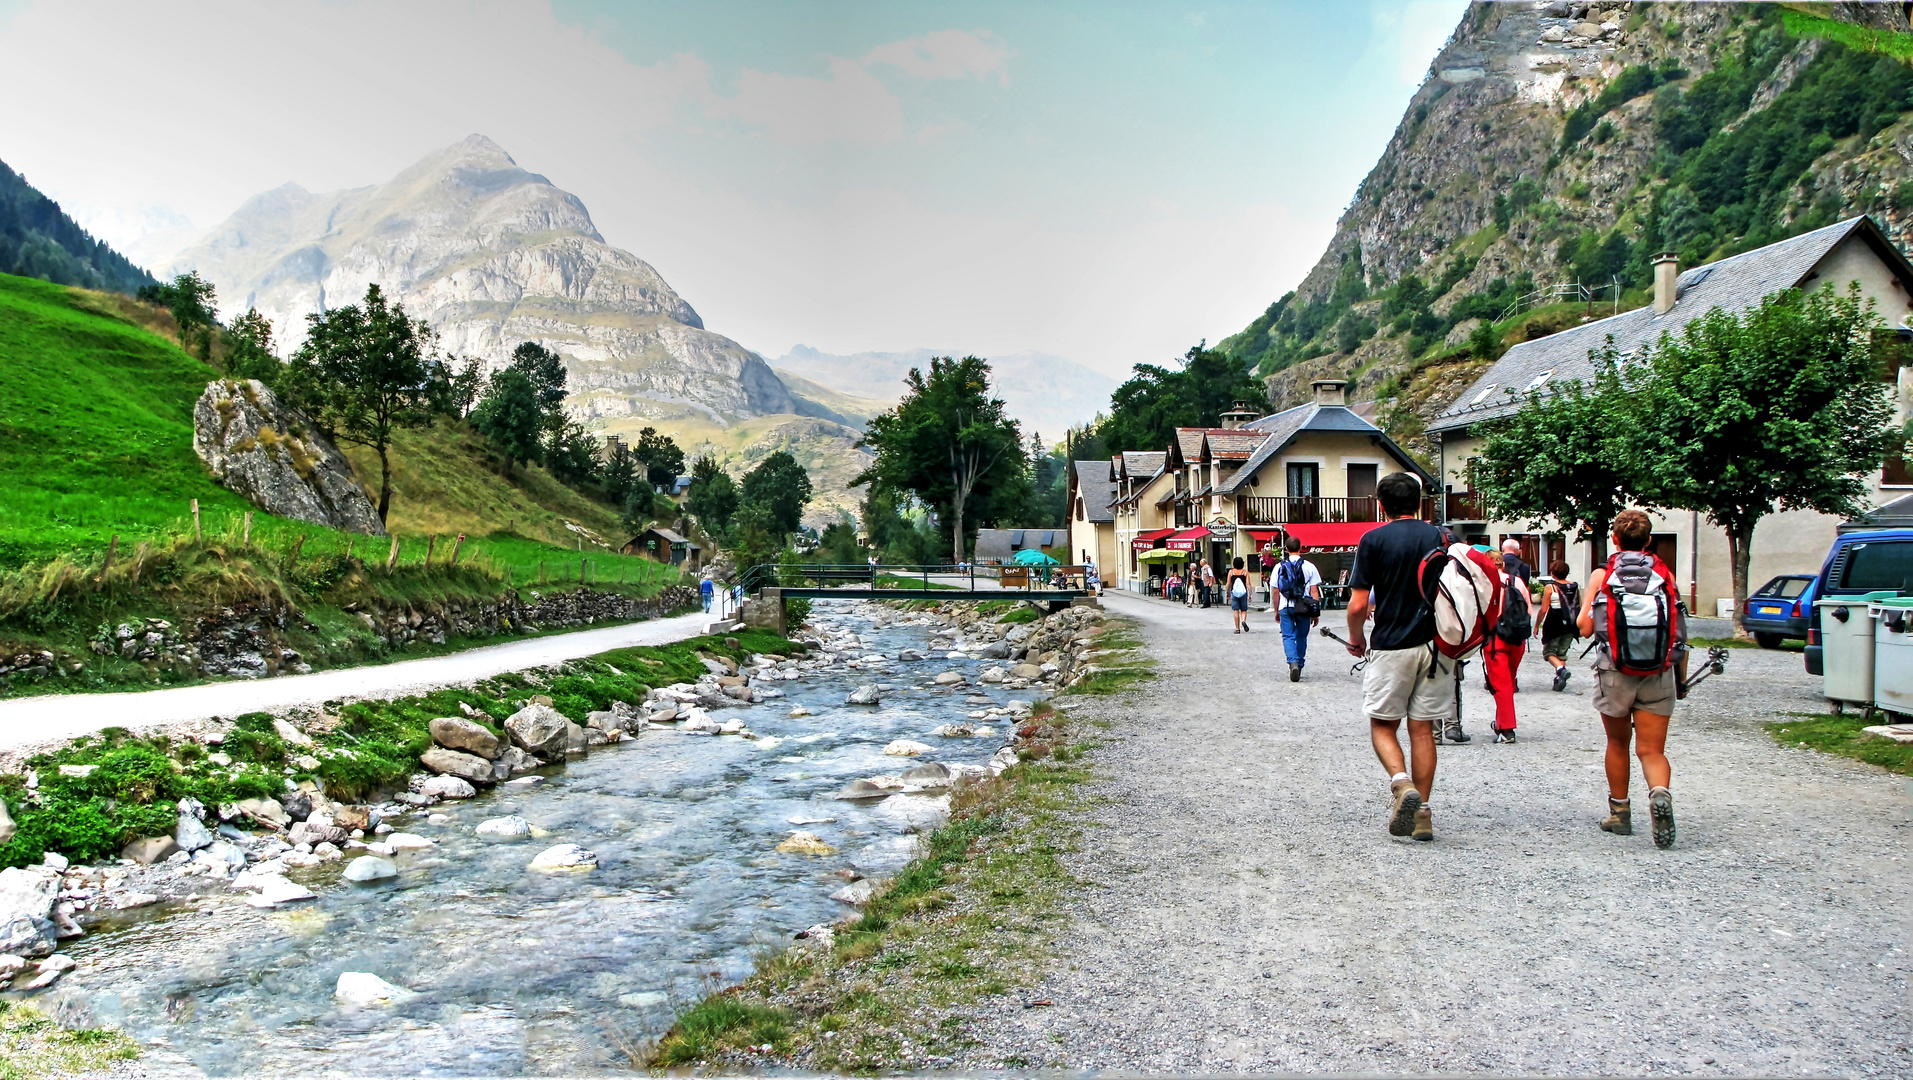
[1219,1,1913,445]
[171,135,797,424]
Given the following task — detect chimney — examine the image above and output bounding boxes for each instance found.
[1218,401,1259,429]
[1654,251,1680,315]
[1311,379,1347,407]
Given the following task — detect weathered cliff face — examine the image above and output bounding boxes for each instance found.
[1225,2,1913,430]
[172,136,796,424]
[193,379,386,535]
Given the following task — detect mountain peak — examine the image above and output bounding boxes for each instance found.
[445,133,517,170]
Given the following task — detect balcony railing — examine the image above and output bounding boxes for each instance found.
[1238,496,1441,525]
[1444,491,1487,522]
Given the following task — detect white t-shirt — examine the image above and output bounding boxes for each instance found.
[1273,555,1323,611]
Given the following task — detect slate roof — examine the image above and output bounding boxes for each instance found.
[1431,216,1913,434]
[1202,430,1269,460]
[1120,451,1167,479]
[1216,402,1432,494]
[1070,459,1117,523]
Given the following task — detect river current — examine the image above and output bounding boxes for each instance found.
[43,599,1023,1075]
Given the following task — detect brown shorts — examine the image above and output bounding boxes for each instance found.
[1592,666,1677,718]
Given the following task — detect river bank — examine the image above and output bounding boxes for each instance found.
[2,595,1093,1077]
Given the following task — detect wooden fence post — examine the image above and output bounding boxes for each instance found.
[344,536,355,563]
[97,534,118,585]
[290,534,307,566]
[243,511,252,546]
[191,499,201,542]
[386,535,401,572]
[426,535,437,566]
[449,534,465,566]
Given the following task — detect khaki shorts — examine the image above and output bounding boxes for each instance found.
[1542,633,1574,660]
[1362,645,1457,724]
[1593,666,1677,718]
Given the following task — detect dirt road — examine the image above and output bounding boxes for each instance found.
[962,590,1912,1076]
[0,610,711,754]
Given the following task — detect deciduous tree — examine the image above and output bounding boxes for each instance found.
[471,368,544,479]
[685,454,739,538]
[739,450,813,537]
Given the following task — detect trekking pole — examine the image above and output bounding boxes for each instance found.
[1677,645,1730,696]
[1316,626,1369,675]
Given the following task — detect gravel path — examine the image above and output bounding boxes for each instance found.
[0,610,711,754]
[961,591,1912,1076]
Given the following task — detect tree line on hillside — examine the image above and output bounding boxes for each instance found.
[0,158,156,295]
[1468,286,1910,628]
[141,274,690,535]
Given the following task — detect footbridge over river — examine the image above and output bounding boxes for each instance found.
[735,563,1097,633]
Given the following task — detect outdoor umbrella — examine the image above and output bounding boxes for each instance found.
[1012,549,1060,566]
[1136,548,1187,562]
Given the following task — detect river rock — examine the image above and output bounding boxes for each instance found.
[428,716,500,758]
[277,791,311,821]
[336,971,415,1007]
[680,711,720,734]
[648,706,680,724]
[174,812,215,853]
[121,836,179,865]
[788,705,812,718]
[420,775,476,800]
[344,856,399,883]
[934,671,965,685]
[0,800,12,846]
[989,746,1020,774]
[384,833,434,851]
[777,831,834,855]
[491,746,540,781]
[565,722,589,756]
[833,779,895,801]
[58,764,95,779]
[528,844,597,872]
[420,747,494,785]
[193,378,386,535]
[504,704,570,758]
[0,868,58,958]
[246,874,316,907]
[979,640,1011,659]
[1009,664,1043,680]
[882,740,933,756]
[18,953,75,991]
[332,806,372,831]
[831,878,878,905]
[475,816,532,840]
[901,762,952,788]
[979,667,1006,683]
[718,719,748,735]
[288,820,347,847]
[846,685,881,705]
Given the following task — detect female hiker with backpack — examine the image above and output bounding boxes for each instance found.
[1274,535,1322,680]
[1578,509,1687,849]
[1483,553,1534,743]
[1538,559,1580,692]
[1225,556,1254,633]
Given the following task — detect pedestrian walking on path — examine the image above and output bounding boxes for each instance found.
[1483,543,1534,743]
[1200,558,1217,609]
[699,573,715,613]
[1343,472,1451,841]
[1225,557,1253,633]
[1579,509,1687,849]
[1537,559,1580,692]
[1273,536,1321,681]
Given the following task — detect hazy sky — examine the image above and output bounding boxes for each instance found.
[0,0,1465,377]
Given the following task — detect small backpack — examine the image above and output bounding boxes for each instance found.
[1418,543,1502,660]
[1231,574,1247,598]
[1592,551,1685,676]
[1277,558,1319,619]
[1541,579,1580,639]
[1495,573,1532,643]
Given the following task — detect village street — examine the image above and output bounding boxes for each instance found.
[961,591,1912,1076]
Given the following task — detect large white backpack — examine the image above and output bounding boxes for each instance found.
[1420,542,1502,660]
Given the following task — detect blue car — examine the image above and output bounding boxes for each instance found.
[1804,528,1913,676]
[1742,574,1815,648]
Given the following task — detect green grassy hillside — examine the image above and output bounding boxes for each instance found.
[0,270,692,689]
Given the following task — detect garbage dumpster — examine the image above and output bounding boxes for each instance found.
[1817,594,1894,712]
[1871,597,1913,721]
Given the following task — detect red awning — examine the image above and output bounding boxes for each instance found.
[1130,527,1176,551]
[1164,527,1212,551]
[1244,528,1283,553]
[1283,521,1381,553]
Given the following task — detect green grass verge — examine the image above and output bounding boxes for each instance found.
[1781,6,1913,62]
[0,999,139,1080]
[1769,712,1913,776]
[0,627,799,869]
[873,574,958,590]
[650,613,1151,1072]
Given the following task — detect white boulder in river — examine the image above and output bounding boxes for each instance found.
[343,856,398,883]
[846,685,881,705]
[529,844,598,872]
[335,971,416,1007]
[882,740,934,756]
[476,816,532,840]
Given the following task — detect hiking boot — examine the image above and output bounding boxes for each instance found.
[1412,805,1434,842]
[1493,728,1517,744]
[1442,723,1470,744]
[1288,663,1301,682]
[1387,780,1421,838]
[1600,797,1632,836]
[1649,787,1675,849]
[1552,666,1571,692]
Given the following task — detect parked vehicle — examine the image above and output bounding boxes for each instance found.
[1743,574,1816,648]
[1804,529,1913,676]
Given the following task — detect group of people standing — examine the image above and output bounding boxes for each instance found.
[1291,472,1686,849]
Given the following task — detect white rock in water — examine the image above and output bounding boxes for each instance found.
[111,891,161,910]
[934,670,965,685]
[475,816,532,839]
[788,706,813,718]
[831,878,879,905]
[680,711,720,733]
[246,875,315,907]
[384,833,434,851]
[504,776,544,786]
[343,856,399,883]
[718,719,748,734]
[420,775,476,800]
[335,971,415,1007]
[619,990,670,1009]
[529,844,598,872]
[845,685,881,706]
[882,740,934,756]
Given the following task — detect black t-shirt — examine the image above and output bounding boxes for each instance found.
[1503,554,1532,583]
[1350,518,1446,651]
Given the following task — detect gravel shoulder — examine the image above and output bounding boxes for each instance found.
[958,591,1913,1076]
[0,610,710,757]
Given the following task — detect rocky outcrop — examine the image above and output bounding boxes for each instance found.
[193,379,385,535]
[172,136,795,424]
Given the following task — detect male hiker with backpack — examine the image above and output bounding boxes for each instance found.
[1578,509,1688,849]
[1343,473,1456,842]
[1537,559,1580,691]
[1274,535,1322,681]
[1483,551,1534,743]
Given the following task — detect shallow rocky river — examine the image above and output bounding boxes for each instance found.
[40,600,1033,1076]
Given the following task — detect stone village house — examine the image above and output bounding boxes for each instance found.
[1429,215,1913,614]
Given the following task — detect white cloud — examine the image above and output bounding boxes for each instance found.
[864,29,1010,83]
[716,56,905,144]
